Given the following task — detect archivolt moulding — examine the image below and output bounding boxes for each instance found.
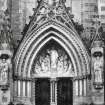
[14,21,90,78]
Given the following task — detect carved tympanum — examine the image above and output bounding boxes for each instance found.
[33,41,73,75]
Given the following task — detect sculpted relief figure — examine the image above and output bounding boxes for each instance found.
[57,56,64,73]
[34,46,73,76]
[94,56,103,83]
[35,54,50,73]
[35,62,41,74]
[48,48,58,72]
[0,58,9,84]
[41,55,50,73]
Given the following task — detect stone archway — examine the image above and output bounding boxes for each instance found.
[35,77,73,105]
[14,24,90,77]
[14,22,90,105]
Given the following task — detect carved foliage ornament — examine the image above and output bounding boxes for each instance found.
[31,0,72,30]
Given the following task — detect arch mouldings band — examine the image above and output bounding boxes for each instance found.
[14,21,90,78]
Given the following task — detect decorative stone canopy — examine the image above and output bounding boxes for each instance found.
[0,28,13,51]
[0,10,14,57]
[0,14,13,51]
[27,0,75,34]
[91,28,104,48]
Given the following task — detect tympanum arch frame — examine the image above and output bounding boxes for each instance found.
[14,21,90,78]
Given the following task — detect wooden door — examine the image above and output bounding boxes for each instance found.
[57,77,73,105]
[35,78,50,105]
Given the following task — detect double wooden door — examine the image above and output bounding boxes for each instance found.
[35,77,73,105]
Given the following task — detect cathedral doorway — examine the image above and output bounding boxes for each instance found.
[14,24,90,105]
[35,77,73,105]
[33,40,73,105]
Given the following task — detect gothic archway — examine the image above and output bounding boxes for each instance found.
[14,22,90,78]
[13,21,90,105]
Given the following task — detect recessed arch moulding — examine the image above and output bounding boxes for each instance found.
[14,21,90,78]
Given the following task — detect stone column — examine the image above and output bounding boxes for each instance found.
[50,78,57,105]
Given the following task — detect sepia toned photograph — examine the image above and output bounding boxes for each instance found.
[0,0,104,105]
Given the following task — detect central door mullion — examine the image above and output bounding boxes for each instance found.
[50,78,57,105]
[52,81,55,102]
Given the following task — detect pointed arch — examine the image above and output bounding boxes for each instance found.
[14,21,90,78]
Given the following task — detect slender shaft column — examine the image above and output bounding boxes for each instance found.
[50,78,57,105]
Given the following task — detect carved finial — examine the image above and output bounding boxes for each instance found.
[26,0,74,33]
